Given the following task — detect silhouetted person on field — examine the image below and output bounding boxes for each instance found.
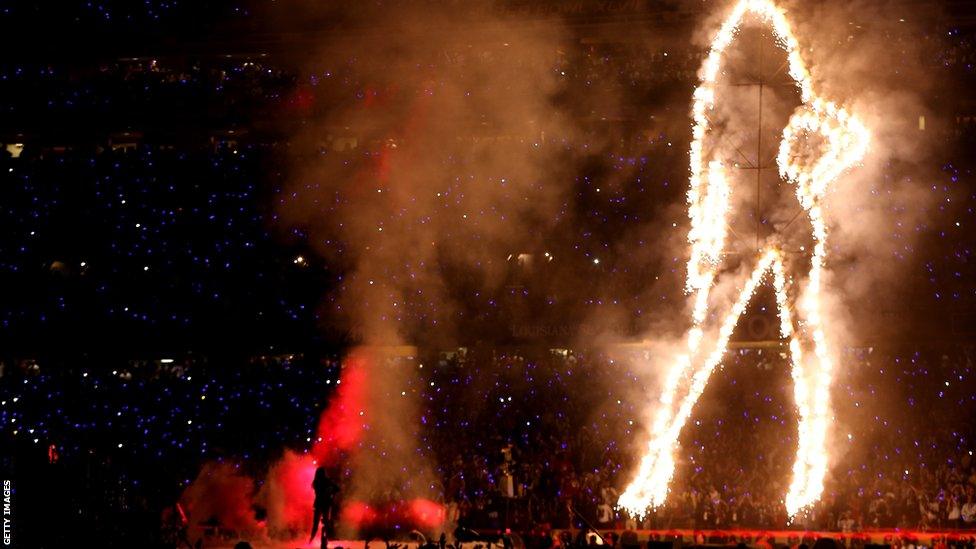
[161,502,195,549]
[310,466,340,548]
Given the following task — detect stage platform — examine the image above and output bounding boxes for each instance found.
[204,529,976,549]
[551,528,976,546]
[208,540,403,549]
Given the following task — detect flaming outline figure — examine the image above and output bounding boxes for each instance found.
[618,0,869,519]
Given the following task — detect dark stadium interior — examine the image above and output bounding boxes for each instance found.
[3,1,976,548]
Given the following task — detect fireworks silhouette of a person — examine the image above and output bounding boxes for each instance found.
[619,0,869,519]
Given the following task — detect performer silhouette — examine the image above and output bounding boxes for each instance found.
[310,466,340,548]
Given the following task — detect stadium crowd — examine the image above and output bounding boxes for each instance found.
[424,346,976,534]
[2,3,976,548]
[5,345,976,544]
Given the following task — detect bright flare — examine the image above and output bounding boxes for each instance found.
[618,0,869,520]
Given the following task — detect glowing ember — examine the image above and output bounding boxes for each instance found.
[619,0,869,520]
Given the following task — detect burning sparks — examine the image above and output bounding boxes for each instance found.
[619,0,869,519]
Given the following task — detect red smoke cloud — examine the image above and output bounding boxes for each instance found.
[340,498,445,531]
[179,349,444,539]
[262,450,318,534]
[260,350,373,534]
[341,500,379,526]
[408,498,446,529]
[181,462,261,534]
[312,349,370,464]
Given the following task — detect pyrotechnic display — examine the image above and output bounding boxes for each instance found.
[619,0,870,520]
[0,0,968,548]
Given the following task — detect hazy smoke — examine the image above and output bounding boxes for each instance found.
[181,0,954,535]
[181,462,262,535]
[273,0,585,537]
[609,0,950,510]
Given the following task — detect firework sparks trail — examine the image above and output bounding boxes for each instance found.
[618,0,869,519]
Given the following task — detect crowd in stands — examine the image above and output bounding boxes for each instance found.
[0,18,973,134]
[0,142,333,353]
[1,353,341,545]
[0,57,294,133]
[4,4,976,548]
[0,133,971,356]
[5,345,976,545]
[424,346,976,534]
